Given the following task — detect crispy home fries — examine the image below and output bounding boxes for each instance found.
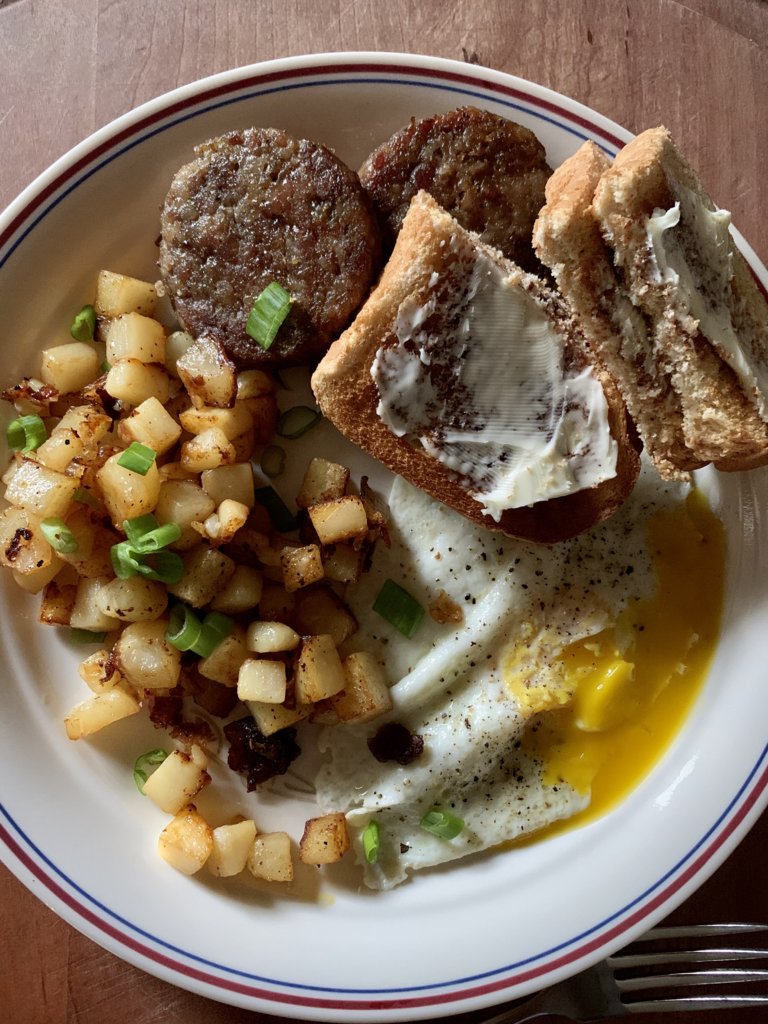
[0,107,765,891]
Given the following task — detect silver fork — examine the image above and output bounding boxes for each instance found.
[479,923,768,1022]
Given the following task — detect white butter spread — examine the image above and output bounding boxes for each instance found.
[371,249,618,518]
[646,189,768,417]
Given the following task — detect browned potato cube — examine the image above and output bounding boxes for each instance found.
[295,588,357,646]
[308,496,368,545]
[245,699,310,736]
[299,812,350,865]
[294,634,346,703]
[331,652,393,723]
[296,458,349,509]
[157,804,213,875]
[167,546,236,607]
[176,335,237,409]
[39,579,77,625]
[280,544,324,593]
[247,831,293,882]
[321,542,366,584]
[257,582,296,626]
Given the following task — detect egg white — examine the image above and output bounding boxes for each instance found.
[316,466,686,889]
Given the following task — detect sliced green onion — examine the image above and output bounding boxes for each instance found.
[111,541,142,579]
[70,304,97,342]
[192,612,234,658]
[110,541,184,585]
[254,485,297,533]
[373,579,425,638]
[419,809,464,841]
[277,406,322,439]
[166,604,203,652]
[101,360,112,373]
[69,628,107,644]
[73,487,99,508]
[133,749,168,793]
[117,442,156,476]
[40,518,78,554]
[362,820,380,863]
[123,513,181,553]
[246,281,293,350]
[260,444,286,479]
[6,414,47,452]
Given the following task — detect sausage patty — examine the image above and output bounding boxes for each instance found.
[159,128,381,367]
[359,107,551,272]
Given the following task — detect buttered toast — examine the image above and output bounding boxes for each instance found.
[311,191,640,544]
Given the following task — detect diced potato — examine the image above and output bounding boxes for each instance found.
[143,745,211,815]
[179,402,253,440]
[36,405,111,472]
[0,506,54,574]
[180,427,235,472]
[331,652,393,723]
[176,335,236,409]
[242,395,279,444]
[297,458,349,509]
[164,330,195,376]
[64,688,141,739]
[105,312,165,364]
[236,369,276,399]
[11,556,62,593]
[245,699,309,736]
[200,464,255,507]
[97,452,161,526]
[94,270,157,317]
[197,628,249,687]
[229,428,256,462]
[299,812,350,865]
[157,804,213,876]
[5,458,79,518]
[78,649,124,693]
[57,509,117,579]
[247,831,293,882]
[117,396,182,455]
[308,495,368,545]
[246,620,299,653]
[70,577,121,633]
[294,634,346,703]
[257,582,296,626]
[207,820,258,878]
[155,480,216,550]
[39,579,77,625]
[95,576,168,622]
[3,376,57,417]
[200,499,249,545]
[114,618,181,690]
[237,658,287,703]
[105,359,173,406]
[295,587,358,646]
[167,546,236,608]
[281,544,324,593]
[39,342,101,394]
[209,565,263,614]
[322,542,365,584]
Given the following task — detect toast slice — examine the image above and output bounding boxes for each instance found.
[592,127,768,469]
[311,191,640,544]
[533,141,701,479]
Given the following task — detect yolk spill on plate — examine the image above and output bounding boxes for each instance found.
[510,488,724,839]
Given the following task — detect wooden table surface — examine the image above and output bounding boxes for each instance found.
[1,1,767,1022]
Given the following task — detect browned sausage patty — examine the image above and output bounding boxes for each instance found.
[159,128,381,367]
[359,107,551,272]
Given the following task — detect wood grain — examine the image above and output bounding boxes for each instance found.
[0,2,767,1022]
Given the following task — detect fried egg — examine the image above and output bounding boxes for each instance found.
[316,465,724,889]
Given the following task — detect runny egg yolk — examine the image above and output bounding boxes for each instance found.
[516,488,725,837]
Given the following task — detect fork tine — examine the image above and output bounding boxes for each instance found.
[628,994,768,1013]
[611,945,768,967]
[617,967,768,992]
[638,923,768,940]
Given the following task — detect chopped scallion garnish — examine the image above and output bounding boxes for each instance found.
[373,579,425,638]
[192,611,234,658]
[277,405,322,439]
[117,442,156,476]
[73,487,98,508]
[123,513,181,553]
[110,540,184,585]
[6,414,47,452]
[419,809,464,841]
[40,518,78,554]
[70,304,97,342]
[254,485,297,533]
[166,604,202,652]
[69,628,107,645]
[101,360,112,373]
[246,281,293,350]
[133,749,168,793]
[362,820,381,863]
[260,444,286,479]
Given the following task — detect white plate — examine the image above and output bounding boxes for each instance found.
[1,52,768,1022]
